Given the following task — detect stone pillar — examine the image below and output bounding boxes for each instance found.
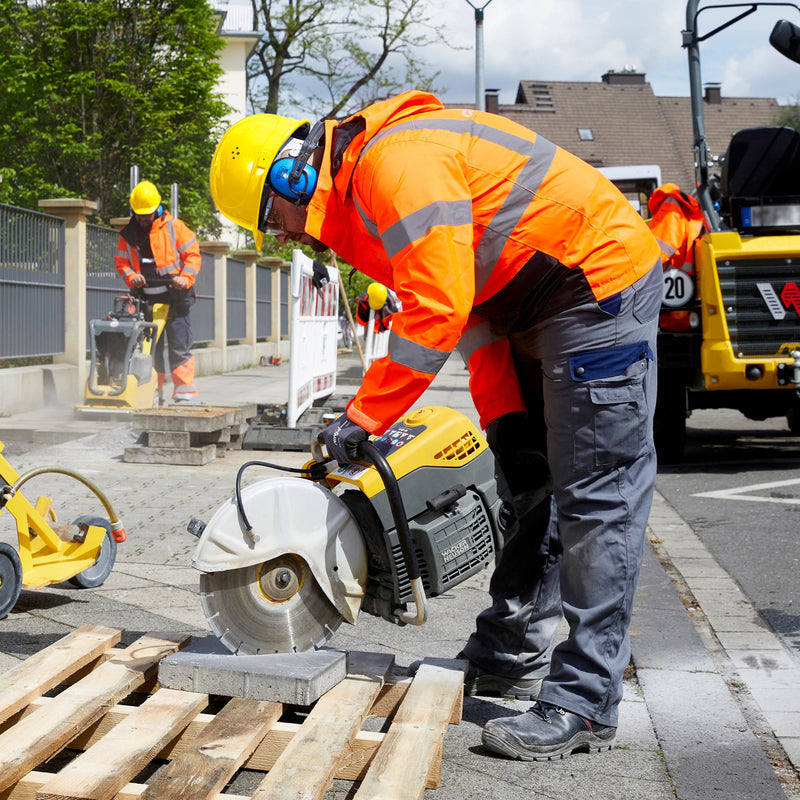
[259,257,285,347]
[199,241,230,371]
[37,198,98,398]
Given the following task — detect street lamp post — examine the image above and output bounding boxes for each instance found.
[465,0,494,111]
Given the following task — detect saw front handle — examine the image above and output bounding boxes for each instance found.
[313,436,428,627]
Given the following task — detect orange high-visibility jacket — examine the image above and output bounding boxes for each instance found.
[306,91,660,433]
[647,183,705,275]
[114,211,201,289]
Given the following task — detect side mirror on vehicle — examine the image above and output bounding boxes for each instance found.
[770,19,800,65]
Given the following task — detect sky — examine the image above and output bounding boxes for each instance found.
[225,1,800,108]
[410,1,800,106]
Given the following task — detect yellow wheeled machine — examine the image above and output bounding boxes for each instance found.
[0,442,126,619]
[76,294,169,414]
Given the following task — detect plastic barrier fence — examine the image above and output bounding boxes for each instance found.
[363,308,391,373]
[287,250,339,428]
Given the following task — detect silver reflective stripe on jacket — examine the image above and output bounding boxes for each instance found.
[157,219,181,275]
[388,330,451,375]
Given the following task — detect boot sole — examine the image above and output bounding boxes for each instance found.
[482,728,615,761]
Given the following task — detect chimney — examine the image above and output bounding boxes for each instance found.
[601,69,646,86]
[485,88,500,114]
[704,83,722,104]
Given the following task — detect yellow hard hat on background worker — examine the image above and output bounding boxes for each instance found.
[367,283,388,310]
[209,114,312,250]
[129,181,162,215]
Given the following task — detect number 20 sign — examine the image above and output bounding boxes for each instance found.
[662,268,694,308]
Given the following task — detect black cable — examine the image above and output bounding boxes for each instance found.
[234,458,329,533]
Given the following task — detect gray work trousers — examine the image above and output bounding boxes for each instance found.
[463,259,661,726]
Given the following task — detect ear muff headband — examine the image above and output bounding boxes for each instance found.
[268,119,326,203]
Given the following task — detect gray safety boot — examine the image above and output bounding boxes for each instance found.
[459,652,542,700]
[482,700,616,760]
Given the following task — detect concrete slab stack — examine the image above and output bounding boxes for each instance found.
[124,404,257,465]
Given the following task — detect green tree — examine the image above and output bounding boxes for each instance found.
[773,98,800,131]
[246,0,447,118]
[0,0,231,234]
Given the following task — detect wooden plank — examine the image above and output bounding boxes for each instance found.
[0,625,122,725]
[353,660,465,800]
[138,697,282,800]
[0,633,188,793]
[37,688,208,800]
[0,772,251,800]
[250,675,383,800]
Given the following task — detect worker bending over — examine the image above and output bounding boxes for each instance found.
[209,91,661,762]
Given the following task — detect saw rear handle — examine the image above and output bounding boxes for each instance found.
[314,436,428,627]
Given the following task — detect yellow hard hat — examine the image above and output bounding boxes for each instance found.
[129,181,162,215]
[367,283,388,310]
[209,114,310,250]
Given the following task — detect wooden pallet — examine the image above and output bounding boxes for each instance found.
[0,625,465,800]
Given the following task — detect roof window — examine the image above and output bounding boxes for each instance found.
[578,127,594,141]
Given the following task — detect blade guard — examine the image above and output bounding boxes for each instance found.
[192,477,367,624]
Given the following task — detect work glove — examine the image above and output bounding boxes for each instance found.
[322,413,368,465]
[311,259,330,291]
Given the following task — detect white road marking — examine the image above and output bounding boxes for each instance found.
[692,476,800,504]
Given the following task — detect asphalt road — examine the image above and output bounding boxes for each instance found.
[656,407,800,657]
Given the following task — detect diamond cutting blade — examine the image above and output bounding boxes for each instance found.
[199,553,344,654]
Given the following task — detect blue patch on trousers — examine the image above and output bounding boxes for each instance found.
[598,292,622,316]
[569,340,654,382]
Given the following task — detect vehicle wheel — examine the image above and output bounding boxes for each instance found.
[653,384,687,463]
[68,516,117,589]
[0,542,23,619]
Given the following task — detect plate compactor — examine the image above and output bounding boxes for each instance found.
[190,405,508,654]
[76,293,168,415]
[0,442,126,619]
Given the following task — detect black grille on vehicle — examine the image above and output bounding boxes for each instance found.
[718,257,800,356]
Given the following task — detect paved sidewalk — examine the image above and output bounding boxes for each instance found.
[0,351,798,799]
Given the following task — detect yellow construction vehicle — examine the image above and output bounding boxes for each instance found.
[653,3,800,459]
[76,293,169,414]
[0,442,126,618]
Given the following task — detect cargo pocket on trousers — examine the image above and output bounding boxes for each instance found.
[573,373,648,473]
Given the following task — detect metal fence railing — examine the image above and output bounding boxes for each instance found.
[256,262,272,340]
[86,223,123,338]
[192,250,215,344]
[0,203,65,359]
[280,268,289,338]
[226,256,246,342]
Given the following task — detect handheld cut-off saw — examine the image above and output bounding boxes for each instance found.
[190,406,506,654]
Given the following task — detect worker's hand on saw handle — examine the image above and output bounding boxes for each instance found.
[320,413,369,465]
[129,273,147,288]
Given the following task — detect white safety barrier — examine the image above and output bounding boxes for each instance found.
[363,307,392,373]
[287,250,339,428]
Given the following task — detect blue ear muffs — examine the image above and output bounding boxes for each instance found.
[268,119,326,204]
[269,157,318,202]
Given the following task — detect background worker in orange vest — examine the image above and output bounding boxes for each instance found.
[355,282,399,333]
[114,180,201,403]
[647,183,705,275]
[210,92,662,762]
